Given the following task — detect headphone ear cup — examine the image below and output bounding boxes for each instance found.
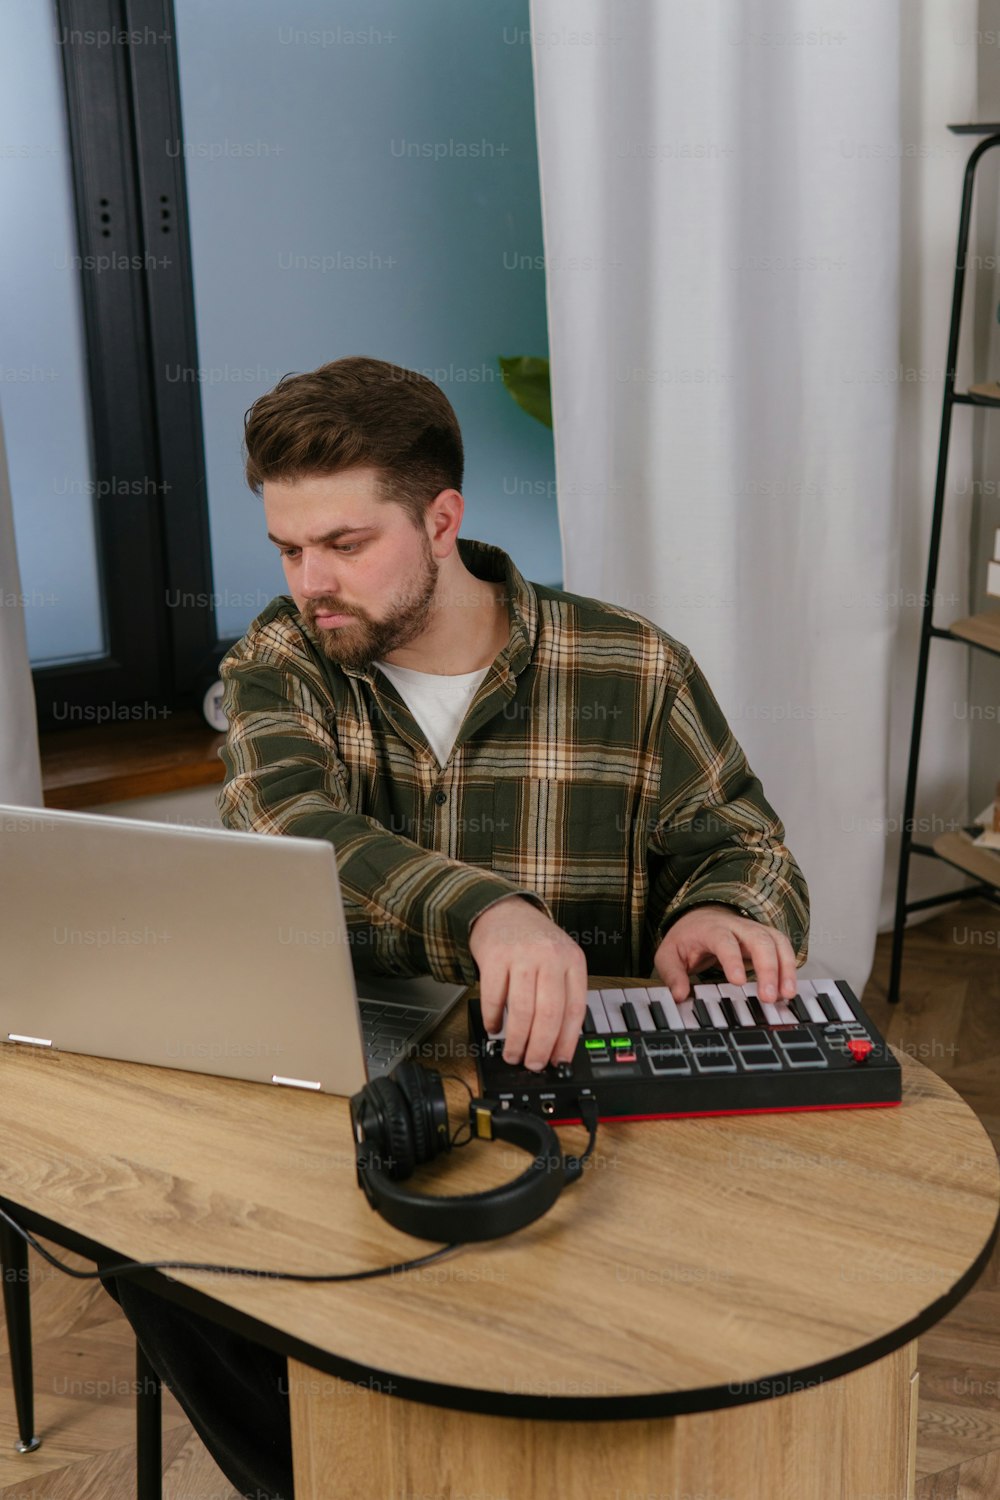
[367,1076,416,1181]
[390,1060,442,1166]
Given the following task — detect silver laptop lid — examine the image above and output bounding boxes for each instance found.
[0,803,371,1094]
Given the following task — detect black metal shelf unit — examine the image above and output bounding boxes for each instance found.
[888,126,1000,1004]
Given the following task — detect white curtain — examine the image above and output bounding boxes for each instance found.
[529,0,976,994]
[0,403,43,807]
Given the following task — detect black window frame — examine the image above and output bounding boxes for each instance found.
[32,0,235,732]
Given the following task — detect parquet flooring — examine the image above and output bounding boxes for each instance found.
[0,897,995,1498]
[0,1246,236,1496]
[866,899,1000,1499]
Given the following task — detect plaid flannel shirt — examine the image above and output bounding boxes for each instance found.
[217,537,809,984]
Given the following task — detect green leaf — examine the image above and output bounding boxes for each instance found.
[498,355,552,429]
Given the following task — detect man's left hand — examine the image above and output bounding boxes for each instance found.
[653,903,798,1004]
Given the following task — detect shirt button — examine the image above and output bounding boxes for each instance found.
[433,790,447,805]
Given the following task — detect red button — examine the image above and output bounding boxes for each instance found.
[847,1038,873,1063]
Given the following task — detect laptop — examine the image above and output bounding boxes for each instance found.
[0,803,466,1094]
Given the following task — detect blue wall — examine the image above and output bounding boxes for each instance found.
[0,0,105,664]
[173,0,560,637]
[1,0,560,663]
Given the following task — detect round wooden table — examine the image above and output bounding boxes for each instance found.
[0,984,995,1500]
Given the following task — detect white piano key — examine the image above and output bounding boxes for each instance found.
[598,988,627,1032]
[693,983,728,1028]
[775,1002,797,1025]
[743,982,781,1027]
[627,990,657,1031]
[678,999,699,1030]
[812,978,854,1024]
[585,992,611,1035]
[718,984,755,1028]
[646,985,685,1031]
[794,981,827,1025]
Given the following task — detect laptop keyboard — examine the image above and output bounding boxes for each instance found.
[358,1000,430,1070]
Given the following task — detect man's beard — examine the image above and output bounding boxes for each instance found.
[301,532,439,670]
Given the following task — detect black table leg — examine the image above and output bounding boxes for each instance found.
[136,1337,162,1500]
[0,1218,40,1453]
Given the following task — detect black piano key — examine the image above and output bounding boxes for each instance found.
[692,996,715,1028]
[583,1009,596,1035]
[818,993,839,1023]
[747,996,768,1027]
[720,996,740,1028]
[650,1000,671,1031]
[790,995,812,1024]
[833,980,857,1017]
[621,1001,641,1033]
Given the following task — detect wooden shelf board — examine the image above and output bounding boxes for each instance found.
[932,830,1000,892]
[40,710,227,811]
[965,382,1000,406]
[945,610,1000,654]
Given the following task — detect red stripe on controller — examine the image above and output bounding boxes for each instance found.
[548,1100,902,1125]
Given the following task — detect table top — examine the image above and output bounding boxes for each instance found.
[0,981,996,1419]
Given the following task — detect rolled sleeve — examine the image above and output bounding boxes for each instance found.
[217,655,552,985]
[644,652,810,965]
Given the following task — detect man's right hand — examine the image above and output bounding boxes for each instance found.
[468,896,588,1071]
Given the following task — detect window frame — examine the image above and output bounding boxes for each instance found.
[33,0,233,731]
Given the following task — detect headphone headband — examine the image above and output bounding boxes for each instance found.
[357,1099,568,1242]
[351,1063,590,1244]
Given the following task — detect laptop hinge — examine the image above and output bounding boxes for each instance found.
[271,1074,322,1091]
[8,1034,53,1048]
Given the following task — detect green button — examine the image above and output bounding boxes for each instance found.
[610,1037,631,1049]
[584,1039,606,1050]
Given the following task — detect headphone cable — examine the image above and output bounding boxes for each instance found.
[564,1095,600,1179]
[0,1095,600,1285]
[0,1202,463,1285]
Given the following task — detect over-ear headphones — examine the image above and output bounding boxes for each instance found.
[350,1059,596,1242]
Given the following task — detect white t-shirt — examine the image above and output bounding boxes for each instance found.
[374,658,491,767]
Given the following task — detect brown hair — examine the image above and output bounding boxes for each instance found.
[243,355,464,524]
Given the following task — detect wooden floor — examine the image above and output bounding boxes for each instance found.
[868,899,1000,1500]
[0,899,996,1498]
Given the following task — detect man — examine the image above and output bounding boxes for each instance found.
[222,355,808,1061]
[110,355,808,1497]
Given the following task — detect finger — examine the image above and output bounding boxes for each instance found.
[501,966,536,1067]
[708,930,748,988]
[522,960,567,1071]
[552,960,589,1066]
[478,959,509,1035]
[740,928,780,1002]
[653,939,694,1002]
[774,932,798,998]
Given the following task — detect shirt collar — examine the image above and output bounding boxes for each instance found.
[332,536,538,683]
